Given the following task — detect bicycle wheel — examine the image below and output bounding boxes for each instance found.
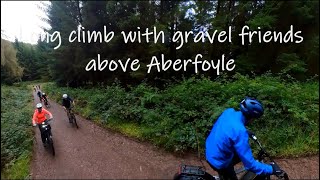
[45,101,49,108]
[48,136,55,156]
[72,114,79,128]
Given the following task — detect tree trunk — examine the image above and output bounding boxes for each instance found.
[76,0,82,24]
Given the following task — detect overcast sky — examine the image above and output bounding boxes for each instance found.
[1,1,51,44]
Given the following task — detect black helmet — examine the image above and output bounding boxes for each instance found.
[240,97,264,118]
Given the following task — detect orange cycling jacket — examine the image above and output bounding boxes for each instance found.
[32,108,53,124]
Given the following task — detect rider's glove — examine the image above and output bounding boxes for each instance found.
[270,162,284,176]
[32,123,37,127]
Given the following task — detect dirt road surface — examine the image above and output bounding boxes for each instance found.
[31,91,319,179]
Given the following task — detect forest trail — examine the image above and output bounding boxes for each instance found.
[31,90,319,179]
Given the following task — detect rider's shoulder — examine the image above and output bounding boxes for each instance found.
[224,108,235,112]
[222,108,237,114]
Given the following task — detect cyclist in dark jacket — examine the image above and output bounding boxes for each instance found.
[62,94,75,123]
[37,90,43,102]
[206,97,284,179]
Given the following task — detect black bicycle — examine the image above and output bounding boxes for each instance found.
[39,119,55,156]
[43,97,51,108]
[173,132,289,180]
[67,107,79,128]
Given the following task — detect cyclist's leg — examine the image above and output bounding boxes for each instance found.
[207,160,238,180]
[67,108,72,122]
[217,167,238,180]
[232,153,241,166]
[38,126,46,145]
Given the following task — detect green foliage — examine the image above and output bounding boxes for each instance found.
[1,153,31,179]
[1,84,33,178]
[277,53,307,74]
[36,0,318,87]
[13,38,53,81]
[43,74,319,157]
[1,39,23,84]
[2,1,318,87]
[247,1,281,29]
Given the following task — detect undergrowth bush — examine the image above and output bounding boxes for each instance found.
[1,83,33,178]
[43,73,319,157]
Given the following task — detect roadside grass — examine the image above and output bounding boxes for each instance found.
[1,83,34,179]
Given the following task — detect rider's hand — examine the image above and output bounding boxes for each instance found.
[247,130,255,137]
[32,123,37,127]
[270,162,284,176]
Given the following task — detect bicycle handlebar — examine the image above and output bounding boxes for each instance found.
[248,131,274,161]
[248,131,289,180]
[33,118,53,127]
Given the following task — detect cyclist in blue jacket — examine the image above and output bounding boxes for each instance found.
[206,97,283,180]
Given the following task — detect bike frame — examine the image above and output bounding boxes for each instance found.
[174,132,289,180]
[38,119,55,155]
[67,107,74,118]
[66,106,79,128]
[39,120,52,139]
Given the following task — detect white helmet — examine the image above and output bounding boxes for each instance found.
[36,103,42,108]
[63,94,68,99]
[42,93,46,95]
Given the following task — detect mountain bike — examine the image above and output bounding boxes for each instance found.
[67,107,79,128]
[38,119,55,156]
[173,132,289,180]
[42,97,51,108]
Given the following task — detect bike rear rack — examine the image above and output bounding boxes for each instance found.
[179,164,206,176]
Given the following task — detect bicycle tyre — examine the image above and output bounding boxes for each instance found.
[72,114,79,128]
[46,101,50,108]
[48,136,55,156]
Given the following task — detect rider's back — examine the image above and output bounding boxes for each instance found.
[206,108,246,169]
[62,97,73,108]
[205,108,273,175]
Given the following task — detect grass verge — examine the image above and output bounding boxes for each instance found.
[1,83,34,179]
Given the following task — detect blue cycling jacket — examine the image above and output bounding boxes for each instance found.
[205,108,273,175]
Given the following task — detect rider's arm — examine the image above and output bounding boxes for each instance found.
[62,99,66,109]
[233,129,273,175]
[67,97,75,107]
[43,109,53,119]
[69,97,75,105]
[32,110,38,125]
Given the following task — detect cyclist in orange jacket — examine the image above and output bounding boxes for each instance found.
[32,103,53,146]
